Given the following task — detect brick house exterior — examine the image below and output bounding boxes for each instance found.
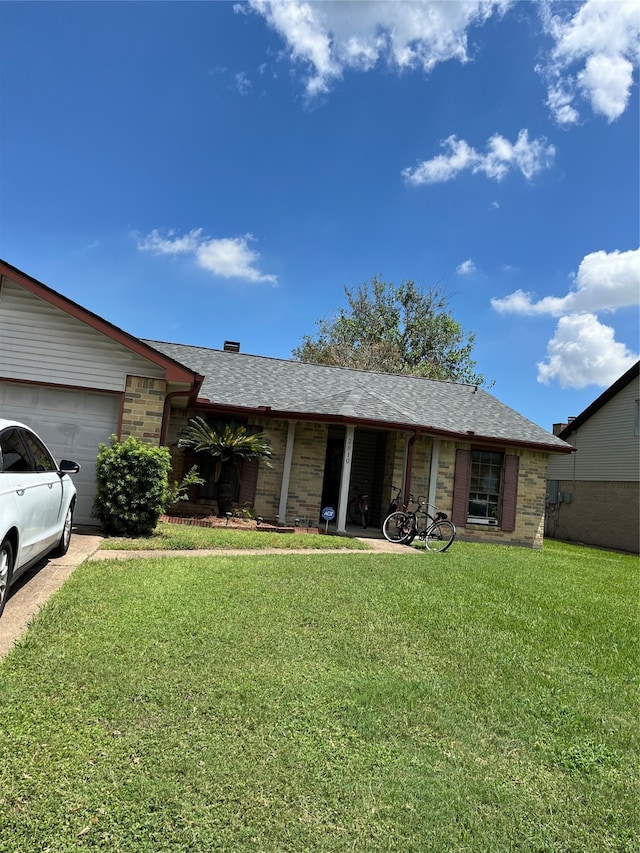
[151,340,571,549]
[0,259,572,544]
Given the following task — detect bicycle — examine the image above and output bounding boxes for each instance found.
[382,496,456,552]
[347,484,370,528]
[380,484,414,529]
[381,484,403,523]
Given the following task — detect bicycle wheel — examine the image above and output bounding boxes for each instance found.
[424,520,456,552]
[383,511,414,543]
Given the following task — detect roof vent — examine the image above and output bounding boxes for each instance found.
[223,341,240,353]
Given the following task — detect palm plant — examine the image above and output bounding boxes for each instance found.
[178,417,273,516]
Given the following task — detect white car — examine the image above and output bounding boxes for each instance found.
[0,418,80,618]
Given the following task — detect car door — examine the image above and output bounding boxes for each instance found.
[19,427,62,553]
[0,427,58,567]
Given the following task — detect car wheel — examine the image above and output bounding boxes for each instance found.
[0,539,13,619]
[52,504,74,557]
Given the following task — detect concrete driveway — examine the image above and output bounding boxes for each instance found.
[0,528,103,659]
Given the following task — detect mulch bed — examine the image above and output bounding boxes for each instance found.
[160,514,319,535]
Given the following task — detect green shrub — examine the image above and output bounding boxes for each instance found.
[92,435,173,536]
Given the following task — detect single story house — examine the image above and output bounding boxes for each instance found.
[546,361,639,554]
[1,259,572,547]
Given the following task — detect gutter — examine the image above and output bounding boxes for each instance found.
[189,400,574,454]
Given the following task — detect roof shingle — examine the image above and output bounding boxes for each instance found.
[144,340,571,452]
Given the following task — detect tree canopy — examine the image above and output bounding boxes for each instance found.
[292,276,486,385]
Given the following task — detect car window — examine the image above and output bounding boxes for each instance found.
[21,429,57,472]
[0,428,34,473]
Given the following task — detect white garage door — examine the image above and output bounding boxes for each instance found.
[0,382,120,524]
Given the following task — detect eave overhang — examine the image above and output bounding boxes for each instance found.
[191,399,574,455]
[558,360,640,440]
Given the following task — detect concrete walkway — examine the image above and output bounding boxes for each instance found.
[90,536,416,560]
[0,530,416,659]
[0,529,103,659]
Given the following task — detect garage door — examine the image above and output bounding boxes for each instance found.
[0,382,120,524]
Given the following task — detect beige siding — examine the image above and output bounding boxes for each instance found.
[0,278,164,391]
[547,377,639,481]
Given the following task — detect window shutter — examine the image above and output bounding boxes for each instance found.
[238,457,259,507]
[501,454,519,532]
[452,448,471,526]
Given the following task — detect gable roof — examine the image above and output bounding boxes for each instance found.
[0,259,201,388]
[144,340,571,453]
[558,360,640,440]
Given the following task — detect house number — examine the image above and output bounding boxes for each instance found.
[344,436,353,465]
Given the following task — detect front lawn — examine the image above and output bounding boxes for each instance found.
[0,541,637,851]
[100,521,369,550]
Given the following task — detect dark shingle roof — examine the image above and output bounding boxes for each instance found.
[144,340,571,453]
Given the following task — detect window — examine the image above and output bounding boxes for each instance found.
[452,448,519,532]
[21,430,57,472]
[0,427,57,474]
[635,400,640,437]
[468,450,503,522]
[0,428,32,473]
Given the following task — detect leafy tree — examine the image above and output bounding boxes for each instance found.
[293,276,486,385]
[178,418,273,517]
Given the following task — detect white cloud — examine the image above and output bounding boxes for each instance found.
[539,0,640,124]
[234,72,252,95]
[243,0,512,96]
[537,313,638,388]
[492,247,639,388]
[402,130,555,186]
[457,259,476,275]
[491,248,640,316]
[137,228,277,284]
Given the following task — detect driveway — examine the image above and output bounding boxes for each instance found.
[0,528,103,659]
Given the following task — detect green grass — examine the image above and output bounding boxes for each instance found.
[0,540,637,851]
[100,521,369,550]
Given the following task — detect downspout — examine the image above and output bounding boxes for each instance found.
[427,438,441,512]
[403,429,421,507]
[160,375,204,445]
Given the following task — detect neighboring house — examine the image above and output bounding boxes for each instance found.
[546,361,640,554]
[1,259,572,547]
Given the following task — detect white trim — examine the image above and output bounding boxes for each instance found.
[278,420,296,525]
[337,425,355,532]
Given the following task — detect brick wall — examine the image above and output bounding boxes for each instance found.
[433,440,457,512]
[547,480,639,554]
[436,443,548,549]
[165,412,327,525]
[121,375,167,444]
[164,409,553,547]
[253,419,288,520]
[284,421,328,525]
[408,434,433,502]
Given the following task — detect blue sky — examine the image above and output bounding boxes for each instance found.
[1,0,638,432]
